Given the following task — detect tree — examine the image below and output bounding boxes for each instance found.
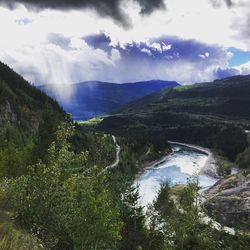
[119,185,147,250]
[236,147,250,169]
[216,126,248,161]
[59,172,122,250]
[10,122,77,247]
[8,121,122,249]
[149,181,224,250]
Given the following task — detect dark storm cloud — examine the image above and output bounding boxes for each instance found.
[210,1,250,48]
[82,33,239,82]
[210,0,233,8]
[83,33,229,66]
[138,0,165,14]
[214,67,239,79]
[236,15,250,45]
[151,37,226,63]
[83,34,230,73]
[84,33,112,51]
[0,0,166,26]
[225,0,233,7]
[119,37,228,67]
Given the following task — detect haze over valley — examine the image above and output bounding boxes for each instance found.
[39,80,179,120]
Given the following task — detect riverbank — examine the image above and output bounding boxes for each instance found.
[136,142,218,207]
[168,141,220,179]
[136,140,221,188]
[136,141,240,235]
[135,149,173,179]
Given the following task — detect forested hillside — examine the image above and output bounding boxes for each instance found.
[99,75,250,161]
[0,61,66,176]
[0,62,249,249]
[0,62,122,249]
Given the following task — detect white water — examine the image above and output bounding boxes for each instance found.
[136,144,218,207]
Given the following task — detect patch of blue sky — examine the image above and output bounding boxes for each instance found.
[228,48,250,67]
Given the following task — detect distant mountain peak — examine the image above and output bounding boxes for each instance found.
[38,80,179,121]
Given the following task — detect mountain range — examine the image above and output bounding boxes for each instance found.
[99,74,250,160]
[39,80,179,121]
[0,60,250,247]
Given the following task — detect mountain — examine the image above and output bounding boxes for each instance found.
[0,61,65,130]
[99,75,250,160]
[119,75,250,119]
[39,80,179,121]
[0,61,65,175]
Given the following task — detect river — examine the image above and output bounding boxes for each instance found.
[136,143,218,207]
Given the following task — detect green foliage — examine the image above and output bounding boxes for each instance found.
[59,172,122,250]
[0,220,43,250]
[174,85,193,91]
[0,60,65,177]
[0,61,63,114]
[99,75,250,162]
[145,180,250,250]
[236,147,250,169]
[216,126,248,161]
[79,117,104,126]
[119,185,147,250]
[0,125,35,178]
[1,62,250,249]
[112,133,171,180]
[4,122,121,249]
[71,127,116,168]
[216,155,234,176]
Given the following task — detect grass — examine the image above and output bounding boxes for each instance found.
[0,210,43,250]
[171,184,186,195]
[173,85,194,91]
[78,117,104,126]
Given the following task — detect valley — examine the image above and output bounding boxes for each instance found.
[0,61,249,249]
[1,1,250,249]
[39,80,179,121]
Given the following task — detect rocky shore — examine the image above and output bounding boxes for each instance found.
[204,173,250,231]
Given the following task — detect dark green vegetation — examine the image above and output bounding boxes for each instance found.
[0,61,65,177]
[99,75,250,162]
[145,181,250,250]
[0,62,123,249]
[236,133,250,170]
[39,80,179,121]
[0,62,249,249]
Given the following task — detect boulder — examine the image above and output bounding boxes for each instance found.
[204,173,250,230]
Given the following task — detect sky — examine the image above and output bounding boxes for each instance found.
[0,0,250,86]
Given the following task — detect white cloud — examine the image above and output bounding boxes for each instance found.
[235,60,250,75]
[141,48,152,56]
[0,0,249,92]
[199,52,210,59]
[150,42,162,52]
[162,42,172,51]
[110,49,121,62]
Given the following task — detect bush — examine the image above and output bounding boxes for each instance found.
[236,147,250,169]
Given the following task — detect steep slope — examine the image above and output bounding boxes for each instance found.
[0,61,65,176]
[0,61,65,131]
[99,75,250,160]
[121,75,250,119]
[39,80,179,120]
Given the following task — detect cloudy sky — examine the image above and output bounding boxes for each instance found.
[0,0,250,85]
